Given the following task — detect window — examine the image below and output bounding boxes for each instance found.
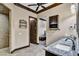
[49,15,59,29]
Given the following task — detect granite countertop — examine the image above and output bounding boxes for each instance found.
[44,37,78,56]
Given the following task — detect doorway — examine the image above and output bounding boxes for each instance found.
[29,16,37,44]
[0,4,10,49]
[38,18,46,46]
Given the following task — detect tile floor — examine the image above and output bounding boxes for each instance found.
[0,43,45,56]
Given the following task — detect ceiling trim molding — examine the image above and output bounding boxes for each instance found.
[37,3,62,14]
[14,3,62,14]
[14,3,37,14]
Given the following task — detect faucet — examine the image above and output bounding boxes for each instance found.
[65,36,76,51]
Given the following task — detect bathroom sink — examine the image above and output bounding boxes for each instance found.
[53,43,71,51]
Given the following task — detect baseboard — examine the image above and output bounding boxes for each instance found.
[10,45,30,53]
[10,43,39,53]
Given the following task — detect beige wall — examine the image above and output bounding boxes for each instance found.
[3,4,37,52]
[38,3,77,46]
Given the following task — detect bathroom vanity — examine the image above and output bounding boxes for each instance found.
[44,37,78,56]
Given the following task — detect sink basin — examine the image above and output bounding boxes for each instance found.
[53,43,71,51]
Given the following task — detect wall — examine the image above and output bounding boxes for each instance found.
[3,3,37,52]
[38,3,77,46]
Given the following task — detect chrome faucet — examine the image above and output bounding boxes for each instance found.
[65,36,76,51]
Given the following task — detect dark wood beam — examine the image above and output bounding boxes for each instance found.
[14,3,37,14]
[37,3,62,14]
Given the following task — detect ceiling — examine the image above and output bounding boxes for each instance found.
[20,3,54,12]
[14,3,62,14]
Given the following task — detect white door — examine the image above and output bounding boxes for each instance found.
[0,14,9,48]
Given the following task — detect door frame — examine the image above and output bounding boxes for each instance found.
[29,16,38,44]
[2,4,12,52]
